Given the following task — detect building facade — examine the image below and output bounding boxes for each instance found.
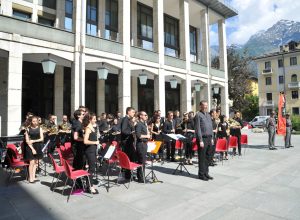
[255,41,300,116]
[0,0,237,136]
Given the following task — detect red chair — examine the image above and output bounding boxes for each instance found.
[215,138,228,165]
[117,151,144,189]
[6,144,24,162]
[228,136,238,157]
[241,134,248,155]
[62,159,92,202]
[175,140,183,149]
[6,154,29,185]
[48,154,65,192]
[57,148,73,166]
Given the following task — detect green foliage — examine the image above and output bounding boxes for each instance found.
[241,95,259,121]
[291,115,300,131]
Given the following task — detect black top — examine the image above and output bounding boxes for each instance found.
[163,120,175,134]
[120,116,134,141]
[71,120,83,142]
[152,122,163,141]
[97,119,109,132]
[230,117,243,136]
[174,117,182,133]
[194,111,213,141]
[88,128,97,142]
[135,121,148,142]
[181,119,195,139]
[24,127,43,160]
[217,122,229,139]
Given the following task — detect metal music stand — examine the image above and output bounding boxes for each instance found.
[145,141,163,183]
[40,139,51,176]
[172,135,190,175]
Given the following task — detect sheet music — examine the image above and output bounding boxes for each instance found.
[147,142,156,152]
[104,145,116,159]
[166,134,186,140]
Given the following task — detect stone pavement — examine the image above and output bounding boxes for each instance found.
[1,129,300,220]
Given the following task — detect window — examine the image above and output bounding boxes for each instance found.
[38,17,54,27]
[279,75,284,84]
[38,0,56,9]
[290,57,297,66]
[266,109,273,116]
[86,0,98,36]
[265,77,272,85]
[65,0,73,31]
[292,107,299,115]
[105,0,118,40]
[164,14,179,57]
[265,61,271,70]
[266,93,272,101]
[291,74,298,82]
[278,59,283,68]
[137,3,153,50]
[13,10,31,21]
[190,26,197,62]
[292,90,299,99]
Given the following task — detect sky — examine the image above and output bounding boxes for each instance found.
[210,0,300,46]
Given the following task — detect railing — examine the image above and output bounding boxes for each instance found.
[0,15,74,46]
[164,56,186,69]
[288,81,300,89]
[262,68,273,74]
[131,46,159,63]
[85,36,123,55]
[191,62,208,75]
[210,68,225,78]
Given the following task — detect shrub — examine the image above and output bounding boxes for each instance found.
[291,115,300,131]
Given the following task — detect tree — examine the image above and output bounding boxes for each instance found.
[227,45,254,113]
[241,95,259,121]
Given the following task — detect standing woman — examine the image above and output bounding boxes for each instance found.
[83,113,99,194]
[181,112,195,165]
[217,115,229,160]
[24,116,44,183]
[152,115,163,160]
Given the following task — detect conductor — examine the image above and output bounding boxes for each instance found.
[194,100,214,181]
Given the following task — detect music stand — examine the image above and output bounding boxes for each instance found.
[101,144,116,192]
[145,141,163,183]
[171,135,190,175]
[40,140,51,176]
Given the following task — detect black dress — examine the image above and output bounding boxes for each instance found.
[24,127,43,160]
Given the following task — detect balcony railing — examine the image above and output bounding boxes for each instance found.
[262,68,273,75]
[164,56,186,69]
[191,62,208,75]
[210,68,225,78]
[288,81,300,89]
[263,100,274,106]
[131,46,159,63]
[86,36,123,55]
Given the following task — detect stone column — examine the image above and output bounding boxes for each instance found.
[7,42,23,135]
[131,0,138,46]
[54,65,64,118]
[32,0,38,23]
[200,8,210,67]
[118,0,131,58]
[56,0,65,29]
[196,28,201,64]
[0,55,8,136]
[154,69,165,117]
[131,76,138,110]
[71,0,86,111]
[179,0,190,69]
[98,0,106,38]
[1,0,12,16]
[218,19,229,115]
[118,62,131,115]
[97,79,105,115]
[181,74,192,113]
[153,0,164,60]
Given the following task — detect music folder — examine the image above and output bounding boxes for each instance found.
[104,145,116,159]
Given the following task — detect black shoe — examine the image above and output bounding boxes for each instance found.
[198,175,208,181]
[238,153,242,156]
[209,163,215,167]
[285,146,290,148]
[137,179,144,183]
[205,174,214,180]
[170,158,176,162]
[290,145,294,148]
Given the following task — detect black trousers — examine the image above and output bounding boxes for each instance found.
[72,142,84,170]
[208,136,216,164]
[136,141,147,181]
[165,140,175,160]
[84,145,97,187]
[122,138,136,179]
[197,137,212,176]
[185,140,193,159]
[232,134,241,155]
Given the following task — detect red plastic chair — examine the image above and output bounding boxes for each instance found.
[6,154,29,185]
[241,134,248,155]
[215,138,228,165]
[57,148,73,166]
[48,154,65,192]
[62,159,91,202]
[117,151,144,189]
[175,140,183,149]
[228,136,238,157]
[6,144,24,162]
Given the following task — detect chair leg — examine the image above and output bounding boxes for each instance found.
[53,173,62,192]
[62,177,69,195]
[67,180,76,202]
[50,173,57,190]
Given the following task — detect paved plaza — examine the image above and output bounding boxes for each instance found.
[1,129,300,220]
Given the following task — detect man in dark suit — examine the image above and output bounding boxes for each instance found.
[120,107,136,179]
[194,100,214,181]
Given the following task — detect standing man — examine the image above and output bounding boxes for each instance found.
[230,111,243,156]
[135,111,151,183]
[120,107,136,179]
[163,111,176,162]
[209,109,218,166]
[266,111,277,150]
[285,113,293,148]
[194,100,214,181]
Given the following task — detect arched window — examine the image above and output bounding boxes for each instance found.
[291,74,298,82]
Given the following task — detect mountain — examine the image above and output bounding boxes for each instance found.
[243,19,300,57]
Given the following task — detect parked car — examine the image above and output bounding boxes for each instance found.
[249,116,270,128]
